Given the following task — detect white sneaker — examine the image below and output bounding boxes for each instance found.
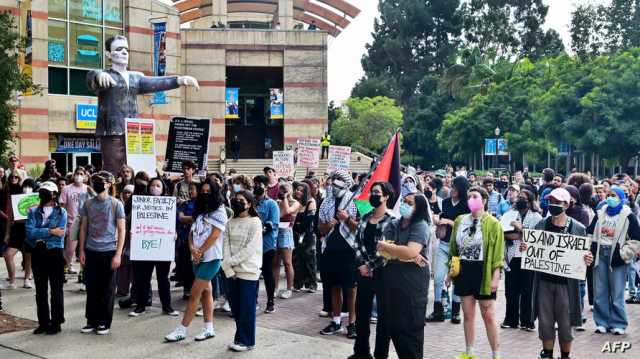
[79,284,86,292]
[575,324,585,332]
[194,328,215,341]
[195,309,204,317]
[214,301,223,310]
[280,289,292,299]
[611,328,625,335]
[165,328,187,342]
[229,342,254,352]
[23,279,33,289]
[0,282,17,290]
[128,309,146,317]
[595,326,607,334]
[96,325,110,335]
[222,302,231,312]
[163,310,180,316]
[340,312,349,318]
[318,310,329,317]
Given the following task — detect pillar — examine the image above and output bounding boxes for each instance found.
[278,0,294,30]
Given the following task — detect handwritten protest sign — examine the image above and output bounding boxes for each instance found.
[296,139,321,168]
[521,229,591,280]
[327,145,351,172]
[130,195,176,261]
[273,150,295,178]
[125,118,156,176]
[11,193,40,221]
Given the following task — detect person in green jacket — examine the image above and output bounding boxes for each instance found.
[448,186,504,359]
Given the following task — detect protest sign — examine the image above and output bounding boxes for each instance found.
[130,195,176,261]
[125,118,156,176]
[521,229,591,280]
[499,210,519,232]
[164,117,211,176]
[296,139,321,168]
[273,150,295,178]
[11,193,40,221]
[327,145,351,172]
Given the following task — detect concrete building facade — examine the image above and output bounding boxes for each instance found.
[2,0,359,174]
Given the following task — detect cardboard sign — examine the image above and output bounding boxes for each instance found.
[273,150,295,178]
[521,229,592,280]
[11,193,40,221]
[125,118,156,176]
[296,138,321,168]
[327,145,351,172]
[130,195,176,261]
[164,117,211,176]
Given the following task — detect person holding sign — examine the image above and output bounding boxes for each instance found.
[522,188,593,359]
[25,181,67,335]
[448,186,504,359]
[588,186,640,335]
[165,180,228,343]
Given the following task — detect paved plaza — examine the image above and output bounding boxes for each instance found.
[0,255,639,359]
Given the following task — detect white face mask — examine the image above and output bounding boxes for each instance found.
[23,187,33,194]
[149,185,162,196]
[74,175,84,184]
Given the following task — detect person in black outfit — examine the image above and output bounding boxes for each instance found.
[292,182,318,291]
[349,182,396,359]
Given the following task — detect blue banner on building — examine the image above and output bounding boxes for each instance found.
[76,103,97,129]
[151,22,168,105]
[225,88,239,119]
[558,141,571,156]
[497,138,508,156]
[270,88,284,119]
[485,139,497,156]
[56,135,101,153]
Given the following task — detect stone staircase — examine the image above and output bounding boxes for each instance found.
[207,152,373,179]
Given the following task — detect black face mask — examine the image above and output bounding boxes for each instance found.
[548,204,565,217]
[425,190,433,199]
[134,182,148,195]
[253,186,265,197]
[369,194,382,208]
[39,190,53,204]
[92,180,106,194]
[230,199,246,215]
[515,199,528,210]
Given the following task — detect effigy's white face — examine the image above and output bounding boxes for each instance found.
[107,38,129,67]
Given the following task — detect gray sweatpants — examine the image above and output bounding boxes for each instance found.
[537,279,574,342]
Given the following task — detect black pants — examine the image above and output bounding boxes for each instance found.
[353,272,387,358]
[293,233,317,290]
[260,249,276,305]
[319,251,349,313]
[32,246,65,327]
[504,257,534,327]
[321,146,329,159]
[84,250,116,328]
[587,265,594,305]
[378,262,428,359]
[175,239,194,294]
[133,260,172,312]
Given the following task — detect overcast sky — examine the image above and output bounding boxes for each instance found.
[327,0,609,104]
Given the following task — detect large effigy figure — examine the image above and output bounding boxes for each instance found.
[87,35,199,174]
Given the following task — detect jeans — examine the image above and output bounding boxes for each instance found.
[32,246,65,327]
[593,246,628,330]
[212,270,230,301]
[433,241,460,303]
[84,250,116,328]
[627,262,637,296]
[133,260,172,312]
[227,278,258,347]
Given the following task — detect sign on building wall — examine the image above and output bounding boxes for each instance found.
[327,145,351,172]
[55,135,101,153]
[270,88,284,119]
[296,139,321,169]
[484,139,497,156]
[225,88,239,119]
[164,117,211,176]
[130,195,176,261]
[76,104,98,129]
[151,22,168,105]
[273,150,295,178]
[19,0,33,96]
[125,118,156,175]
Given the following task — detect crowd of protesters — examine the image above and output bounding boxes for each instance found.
[1,155,640,359]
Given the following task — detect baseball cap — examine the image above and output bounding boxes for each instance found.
[546,188,571,204]
[508,184,520,192]
[39,181,58,193]
[435,169,447,178]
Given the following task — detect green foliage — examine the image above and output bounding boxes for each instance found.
[331,97,403,152]
[0,12,41,159]
[28,164,43,180]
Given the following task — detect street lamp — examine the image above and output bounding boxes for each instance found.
[495,126,501,137]
[494,127,501,170]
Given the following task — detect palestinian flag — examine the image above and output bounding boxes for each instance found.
[354,130,402,216]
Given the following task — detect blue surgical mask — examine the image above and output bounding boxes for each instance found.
[400,202,413,219]
[233,184,242,193]
[606,196,621,208]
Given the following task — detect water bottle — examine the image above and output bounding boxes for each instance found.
[442,289,451,320]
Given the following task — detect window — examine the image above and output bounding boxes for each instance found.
[48,0,123,95]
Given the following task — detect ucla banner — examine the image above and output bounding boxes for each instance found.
[270,88,284,119]
[151,22,168,104]
[76,103,97,129]
[225,88,239,119]
[19,0,33,95]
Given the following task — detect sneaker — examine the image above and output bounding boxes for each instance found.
[214,301,223,310]
[128,308,146,317]
[79,284,86,292]
[293,287,302,292]
[23,279,33,289]
[537,349,553,359]
[0,282,17,290]
[453,353,477,359]
[307,287,317,293]
[500,322,517,329]
[80,325,95,334]
[33,326,48,335]
[67,267,78,275]
[595,326,607,334]
[163,309,180,316]
[194,328,216,341]
[195,309,204,317]
[280,289,292,299]
[611,328,625,335]
[340,312,349,318]
[96,325,110,335]
[521,324,535,332]
[370,316,378,324]
[265,303,275,313]
[575,324,585,332]
[346,323,357,339]
[164,328,187,342]
[318,310,329,317]
[222,302,231,312]
[118,297,133,309]
[228,342,254,352]
[320,322,342,335]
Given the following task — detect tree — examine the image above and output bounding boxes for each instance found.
[330,97,403,152]
[327,100,342,132]
[0,12,40,159]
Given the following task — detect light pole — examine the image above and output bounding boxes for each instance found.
[494,127,500,170]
